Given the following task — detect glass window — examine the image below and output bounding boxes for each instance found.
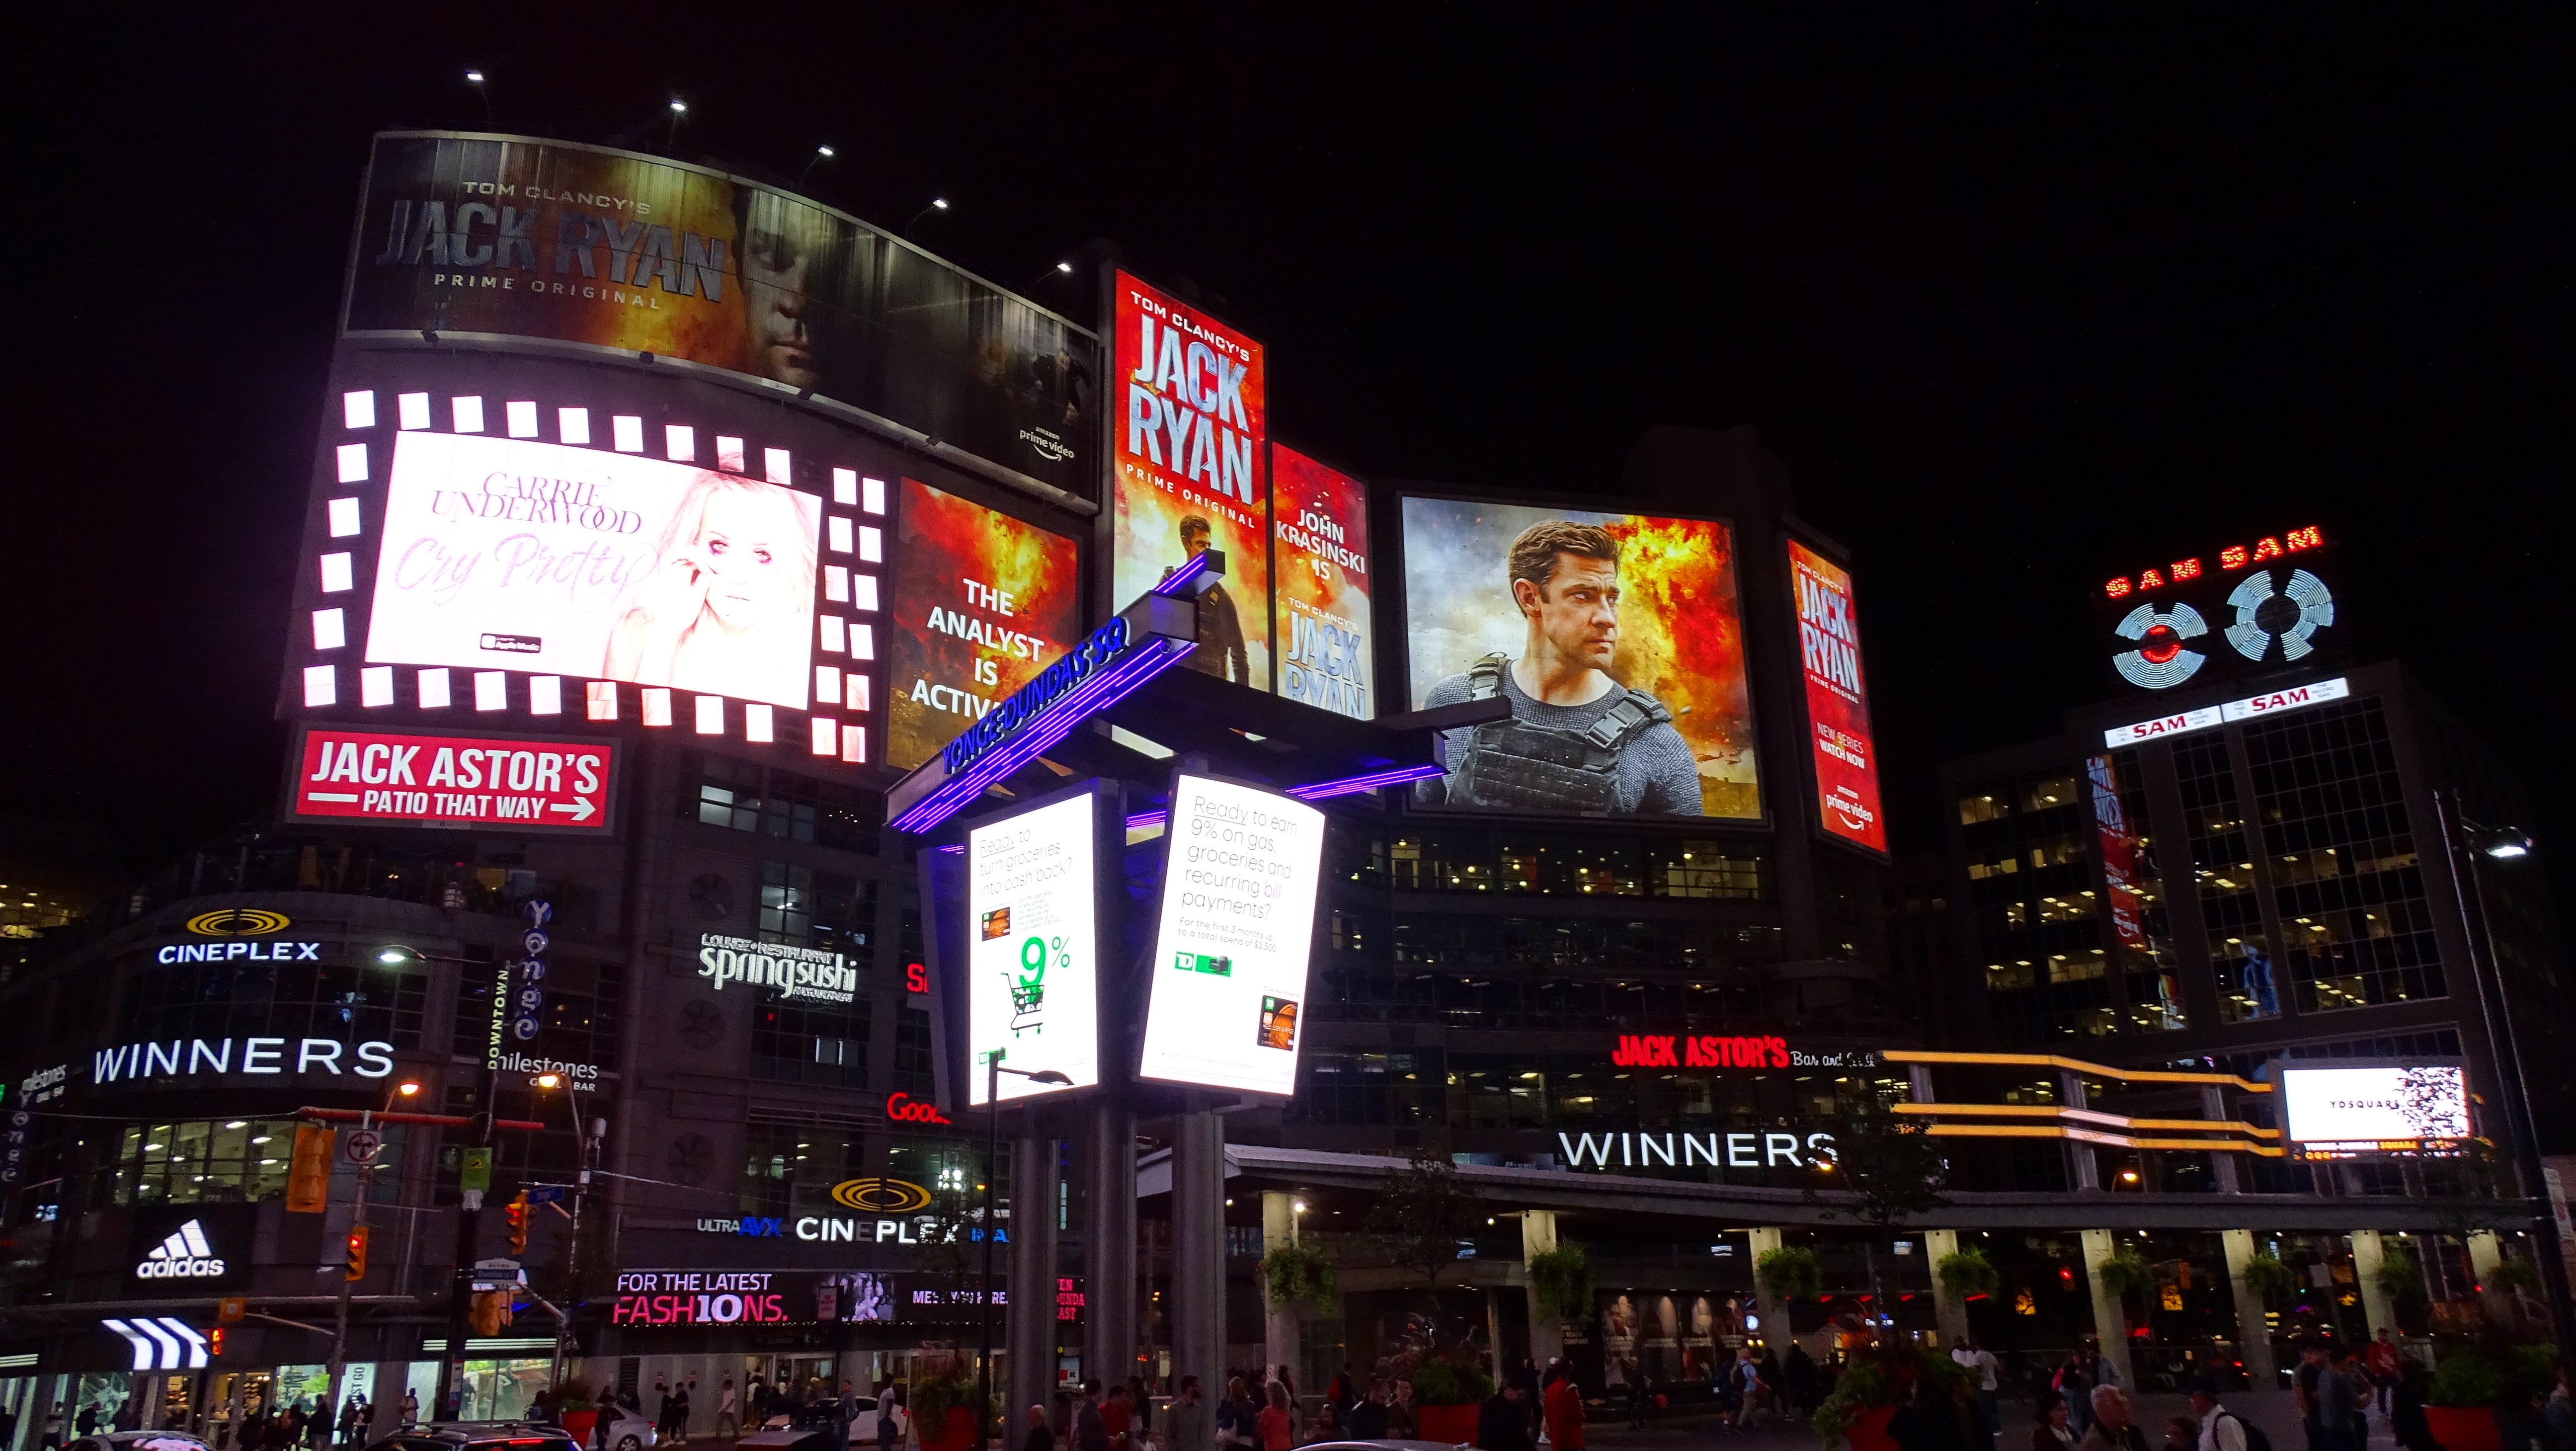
[122,958,428,1049]
[750,998,871,1088]
[104,1118,307,1205]
[2176,739,2278,1022]
[894,1002,935,1096]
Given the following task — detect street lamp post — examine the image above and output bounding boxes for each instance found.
[532,1072,605,1397]
[2432,791,2574,1358]
[982,1057,1069,1451]
[324,1079,420,1439]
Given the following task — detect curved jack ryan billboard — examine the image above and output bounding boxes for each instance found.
[346,133,1093,494]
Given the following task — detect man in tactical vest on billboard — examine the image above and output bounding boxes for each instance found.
[1414,520,1702,815]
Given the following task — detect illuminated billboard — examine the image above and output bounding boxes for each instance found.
[2279,1064,2469,1160]
[282,350,890,766]
[2096,524,2335,692]
[346,133,1091,492]
[1786,540,1883,852]
[1270,447,1372,718]
[965,787,1101,1105]
[886,478,1082,770]
[1400,496,1760,819]
[288,726,616,832]
[1137,776,1327,1096]
[1110,271,1269,691]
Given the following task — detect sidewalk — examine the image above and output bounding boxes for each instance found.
[1580,1391,2401,1451]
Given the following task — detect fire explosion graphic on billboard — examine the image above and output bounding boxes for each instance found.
[887,480,1080,771]
[1402,499,1760,819]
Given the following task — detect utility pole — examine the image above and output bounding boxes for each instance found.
[436,1098,494,1420]
[323,1111,377,1436]
[549,1090,606,1394]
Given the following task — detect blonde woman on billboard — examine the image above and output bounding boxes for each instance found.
[604,473,819,706]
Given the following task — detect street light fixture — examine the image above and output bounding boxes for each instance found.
[980,1058,1070,1450]
[905,197,950,239]
[799,145,836,187]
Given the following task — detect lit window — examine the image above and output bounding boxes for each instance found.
[343,391,376,429]
[851,623,875,660]
[832,469,857,506]
[641,687,673,726]
[695,695,725,735]
[810,718,838,756]
[312,609,346,650]
[328,497,363,537]
[361,666,395,707]
[845,675,870,712]
[842,726,868,764]
[613,415,644,453]
[506,401,539,438]
[319,553,354,593]
[859,526,884,563]
[303,665,337,707]
[336,443,369,484]
[863,477,887,515]
[559,408,591,446]
[666,425,695,461]
[398,392,431,429]
[716,436,746,473]
[417,669,452,709]
[475,671,508,711]
[452,396,485,433]
[853,575,879,611]
[586,681,618,721]
[824,566,849,603]
[765,448,792,484]
[745,703,775,743]
[816,665,842,702]
[828,517,853,554]
[820,616,846,652]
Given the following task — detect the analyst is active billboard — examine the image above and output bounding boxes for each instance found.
[1401,496,1762,819]
[886,478,1082,771]
[346,132,1092,495]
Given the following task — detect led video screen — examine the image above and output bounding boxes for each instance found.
[1137,775,1327,1096]
[965,787,1101,1105]
[1270,446,1373,719]
[1110,270,1270,691]
[1400,496,1761,819]
[282,349,900,766]
[1787,540,1884,852]
[886,478,1082,770]
[346,133,1092,493]
[2278,1064,2468,1159]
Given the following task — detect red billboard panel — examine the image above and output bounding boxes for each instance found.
[1269,446,1372,718]
[289,726,617,832]
[886,478,1082,770]
[1787,540,1884,852]
[1110,270,1269,691]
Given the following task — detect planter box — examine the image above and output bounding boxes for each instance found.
[1847,1406,1900,1451]
[561,1413,597,1446]
[1417,1403,1481,1444]
[2424,1406,2497,1451]
[919,1407,980,1451]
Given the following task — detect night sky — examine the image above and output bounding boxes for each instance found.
[17,12,2571,925]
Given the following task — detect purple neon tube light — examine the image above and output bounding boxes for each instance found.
[890,636,1197,835]
[1286,762,1446,801]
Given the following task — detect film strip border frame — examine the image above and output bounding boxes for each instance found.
[297,386,886,763]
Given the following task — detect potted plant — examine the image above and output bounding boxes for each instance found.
[1813,1344,1971,1451]
[1527,1243,1595,1322]
[1407,1355,1495,1444]
[907,1360,983,1451]
[1935,1248,2000,1301]
[2240,1253,2298,1308]
[2424,1339,2558,1451]
[553,1384,597,1446]
[1758,1244,1825,1301]
[1261,1241,1339,1315]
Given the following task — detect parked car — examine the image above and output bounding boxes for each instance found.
[71,1432,215,1451]
[370,1420,584,1451]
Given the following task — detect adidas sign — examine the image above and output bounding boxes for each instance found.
[136,1219,226,1279]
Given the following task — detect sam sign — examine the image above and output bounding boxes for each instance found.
[290,726,615,832]
[1787,541,1884,852]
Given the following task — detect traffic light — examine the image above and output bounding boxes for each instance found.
[209,1326,225,1358]
[470,1289,513,1337]
[343,1225,369,1281]
[286,1124,335,1213]
[504,1192,530,1257]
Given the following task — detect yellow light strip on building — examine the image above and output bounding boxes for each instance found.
[1920,1122,2285,1157]
[1894,1102,2281,1139]
[1884,1048,2272,1093]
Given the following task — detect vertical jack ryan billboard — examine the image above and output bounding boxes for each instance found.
[1786,540,1884,852]
[1269,446,1372,719]
[1110,271,1269,691]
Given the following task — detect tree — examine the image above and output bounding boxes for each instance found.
[1809,1092,1950,1333]
[1366,1151,1486,1294]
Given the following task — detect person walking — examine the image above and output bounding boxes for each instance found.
[1254,1385,1292,1451]
[1347,1383,1390,1443]
[1215,1378,1258,1451]
[2188,1378,2249,1451]
[1955,1338,2001,1449]
[716,1379,740,1443]
[2077,1388,2147,1451]
[2364,1332,2400,1419]
[1165,1377,1210,1451]
[1541,1366,1583,1451]
[1786,1343,1819,1418]
[2389,1362,2436,1451]
[2033,1392,2078,1451]
[400,1391,419,1432]
[1476,1381,1535,1451]
[2057,1354,2095,1442]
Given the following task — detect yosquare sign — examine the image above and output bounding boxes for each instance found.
[696,934,859,1005]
